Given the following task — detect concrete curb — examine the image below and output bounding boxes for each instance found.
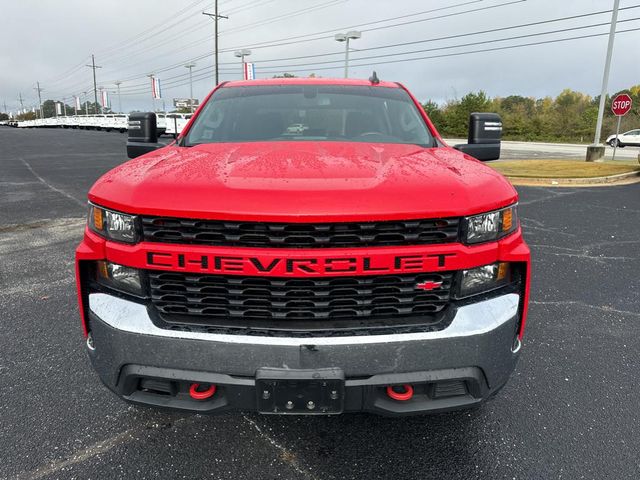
[504,170,640,187]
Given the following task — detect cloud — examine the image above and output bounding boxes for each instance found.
[2,0,638,112]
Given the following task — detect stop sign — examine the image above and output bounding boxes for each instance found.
[611,93,632,116]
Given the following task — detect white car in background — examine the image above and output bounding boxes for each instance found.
[155,113,167,136]
[606,129,640,147]
[286,123,309,134]
[165,113,193,136]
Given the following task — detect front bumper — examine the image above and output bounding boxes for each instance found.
[87,292,522,416]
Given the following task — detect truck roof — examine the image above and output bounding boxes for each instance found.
[223,77,401,89]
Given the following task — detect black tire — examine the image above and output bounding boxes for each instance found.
[609,139,619,147]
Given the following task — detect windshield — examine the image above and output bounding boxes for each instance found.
[184,84,435,147]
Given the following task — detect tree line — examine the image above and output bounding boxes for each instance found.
[423,85,640,143]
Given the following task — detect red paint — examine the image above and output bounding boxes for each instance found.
[76,77,530,341]
[89,141,516,222]
[611,93,632,116]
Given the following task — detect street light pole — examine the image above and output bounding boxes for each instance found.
[335,31,361,78]
[587,0,620,161]
[234,49,251,79]
[184,63,196,112]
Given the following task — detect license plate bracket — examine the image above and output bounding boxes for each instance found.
[256,368,345,415]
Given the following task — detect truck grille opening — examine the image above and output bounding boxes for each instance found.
[147,270,454,335]
[140,217,460,248]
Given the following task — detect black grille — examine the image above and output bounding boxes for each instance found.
[148,270,454,330]
[141,216,460,248]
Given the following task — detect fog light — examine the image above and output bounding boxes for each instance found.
[95,261,143,296]
[457,262,511,298]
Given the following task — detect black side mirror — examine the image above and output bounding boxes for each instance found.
[453,113,502,161]
[127,112,163,159]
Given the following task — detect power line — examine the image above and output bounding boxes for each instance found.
[225,0,275,16]
[255,25,640,76]
[96,0,345,77]
[96,0,211,59]
[81,0,518,88]
[35,2,638,102]
[242,16,640,71]
[40,0,502,93]
[103,7,640,95]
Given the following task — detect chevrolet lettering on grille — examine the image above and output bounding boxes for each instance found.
[145,252,456,276]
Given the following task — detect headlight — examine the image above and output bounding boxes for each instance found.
[463,205,518,244]
[88,204,138,243]
[456,262,511,298]
[95,261,143,296]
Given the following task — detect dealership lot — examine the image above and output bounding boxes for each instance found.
[1,128,639,479]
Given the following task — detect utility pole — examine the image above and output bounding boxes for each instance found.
[34,82,44,118]
[115,81,123,113]
[18,93,24,114]
[86,54,102,115]
[2,100,7,114]
[62,96,67,116]
[586,0,620,162]
[184,63,196,112]
[203,1,228,86]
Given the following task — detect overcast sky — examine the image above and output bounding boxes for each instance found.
[1,0,639,113]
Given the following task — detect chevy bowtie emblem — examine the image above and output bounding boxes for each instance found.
[416,281,442,291]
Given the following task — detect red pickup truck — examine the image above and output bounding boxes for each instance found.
[76,77,530,416]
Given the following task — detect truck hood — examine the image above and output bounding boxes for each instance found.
[89,142,517,221]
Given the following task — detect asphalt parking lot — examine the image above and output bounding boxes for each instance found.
[1,127,639,480]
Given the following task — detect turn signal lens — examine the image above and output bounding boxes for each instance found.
[93,207,104,231]
[502,208,513,232]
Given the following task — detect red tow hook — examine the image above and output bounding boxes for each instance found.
[189,383,216,400]
[386,384,414,401]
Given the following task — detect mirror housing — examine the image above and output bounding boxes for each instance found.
[127,112,163,158]
[453,113,502,161]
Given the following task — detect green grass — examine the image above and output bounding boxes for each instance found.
[488,160,640,178]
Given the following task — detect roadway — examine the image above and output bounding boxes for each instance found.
[1,127,639,479]
[445,138,640,160]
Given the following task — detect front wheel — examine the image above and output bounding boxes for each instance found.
[609,139,620,147]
